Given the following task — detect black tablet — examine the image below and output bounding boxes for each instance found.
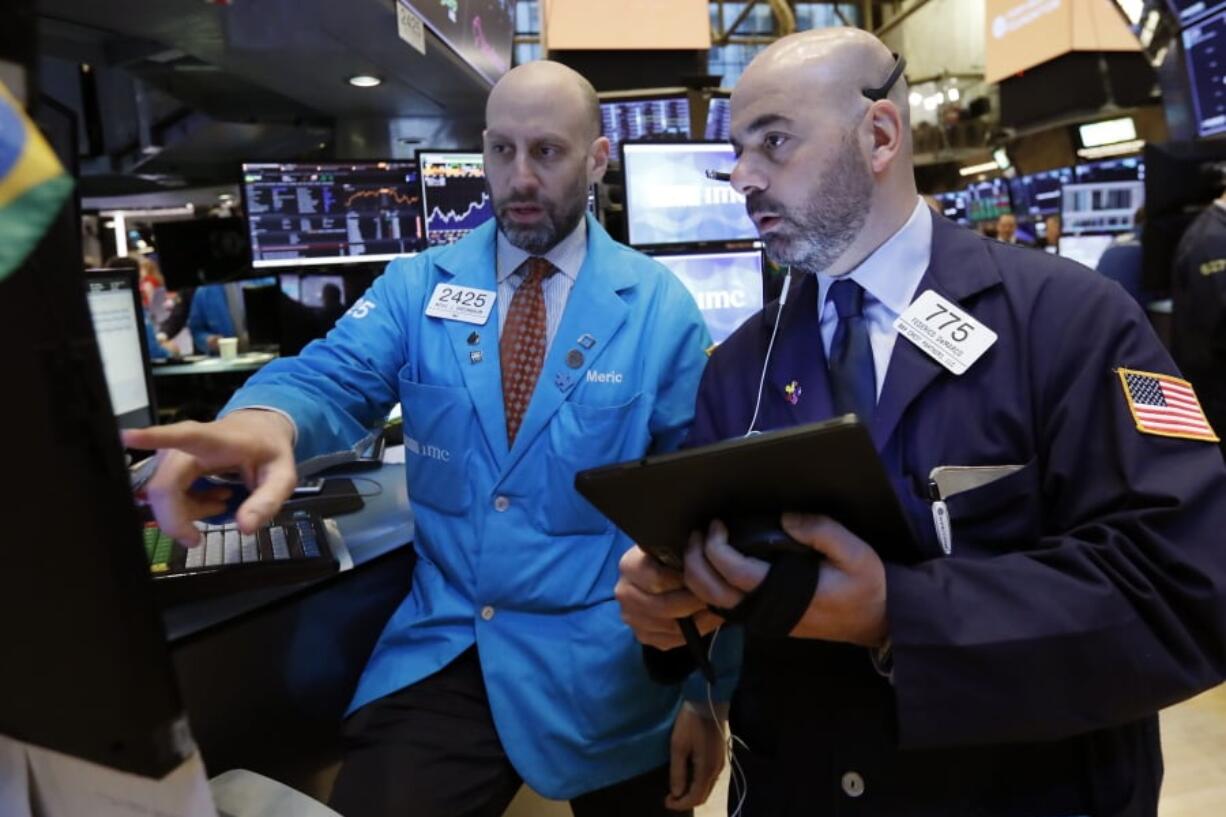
[574,415,917,569]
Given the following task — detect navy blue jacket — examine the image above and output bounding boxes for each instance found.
[687,215,1226,816]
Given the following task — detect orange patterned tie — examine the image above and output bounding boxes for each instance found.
[501,257,556,446]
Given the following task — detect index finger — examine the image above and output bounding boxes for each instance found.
[122,422,213,456]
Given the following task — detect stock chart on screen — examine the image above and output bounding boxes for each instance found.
[418,152,495,247]
[242,162,426,268]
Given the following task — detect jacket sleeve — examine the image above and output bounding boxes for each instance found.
[221,259,416,462]
[886,278,1226,749]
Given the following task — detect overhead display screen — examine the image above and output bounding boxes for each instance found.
[399,0,515,84]
[1183,10,1226,138]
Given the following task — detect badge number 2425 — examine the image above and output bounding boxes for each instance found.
[425,283,496,325]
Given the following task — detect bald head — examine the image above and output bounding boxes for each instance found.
[482,61,608,254]
[487,60,601,143]
[726,28,918,278]
[736,28,908,131]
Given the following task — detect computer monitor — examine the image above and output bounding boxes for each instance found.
[84,269,157,431]
[621,141,757,249]
[417,151,495,248]
[1169,0,1226,27]
[932,190,970,225]
[1182,10,1226,139]
[241,161,426,269]
[2,189,191,779]
[967,178,1012,222]
[242,283,282,352]
[599,89,692,158]
[1009,167,1073,218]
[704,91,732,141]
[1062,157,1146,234]
[651,249,765,344]
[1059,235,1117,270]
[152,216,252,290]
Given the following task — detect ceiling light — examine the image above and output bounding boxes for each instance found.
[959,160,1000,177]
[909,91,923,106]
[348,74,382,88]
[948,87,961,102]
[1076,139,1145,160]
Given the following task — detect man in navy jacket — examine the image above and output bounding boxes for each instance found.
[616,28,1226,817]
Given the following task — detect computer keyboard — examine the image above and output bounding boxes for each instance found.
[141,510,351,605]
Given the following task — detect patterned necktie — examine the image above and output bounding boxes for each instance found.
[827,278,877,424]
[501,257,557,446]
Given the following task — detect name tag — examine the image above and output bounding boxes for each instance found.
[425,283,496,325]
[894,289,996,375]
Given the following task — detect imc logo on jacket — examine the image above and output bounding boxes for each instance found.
[405,436,451,462]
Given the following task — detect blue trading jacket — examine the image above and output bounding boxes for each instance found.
[223,215,717,798]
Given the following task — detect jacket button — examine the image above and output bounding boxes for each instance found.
[841,771,865,798]
[481,606,495,621]
[493,495,510,512]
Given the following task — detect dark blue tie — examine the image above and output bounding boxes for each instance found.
[828,278,876,424]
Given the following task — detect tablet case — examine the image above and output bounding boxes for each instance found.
[574,415,917,569]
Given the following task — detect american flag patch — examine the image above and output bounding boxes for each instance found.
[1117,368,1220,442]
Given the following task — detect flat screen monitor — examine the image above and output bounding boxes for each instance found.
[967,178,1012,222]
[398,0,514,84]
[651,249,764,344]
[705,93,732,141]
[1169,0,1226,27]
[1063,157,1145,233]
[1009,167,1073,217]
[1182,10,1226,138]
[932,190,970,224]
[152,217,252,290]
[622,141,757,249]
[84,269,156,431]
[241,161,426,268]
[1059,235,1117,270]
[417,151,495,247]
[600,91,692,158]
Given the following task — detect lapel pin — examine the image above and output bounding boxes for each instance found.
[554,373,573,391]
[469,350,484,364]
[566,349,584,369]
[784,380,802,406]
[467,331,480,345]
[577,333,596,350]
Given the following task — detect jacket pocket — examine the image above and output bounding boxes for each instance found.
[943,457,1041,554]
[398,376,475,515]
[538,393,645,536]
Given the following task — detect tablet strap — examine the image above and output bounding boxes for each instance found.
[710,552,822,636]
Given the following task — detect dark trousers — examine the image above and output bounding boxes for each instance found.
[329,648,689,817]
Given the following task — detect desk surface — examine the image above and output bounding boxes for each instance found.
[153,352,278,377]
[162,449,414,642]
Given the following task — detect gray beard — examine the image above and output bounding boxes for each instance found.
[494,188,588,255]
[761,133,873,275]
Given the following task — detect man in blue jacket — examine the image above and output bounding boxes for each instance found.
[126,61,728,816]
[617,28,1226,816]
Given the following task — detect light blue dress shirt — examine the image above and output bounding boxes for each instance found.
[817,197,933,398]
